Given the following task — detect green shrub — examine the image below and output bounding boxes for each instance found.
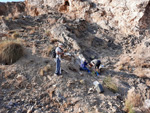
[103,76,118,93]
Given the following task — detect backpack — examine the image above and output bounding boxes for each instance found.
[52,47,56,58]
[51,47,63,58]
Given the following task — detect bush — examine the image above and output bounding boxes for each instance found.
[0,40,24,64]
[50,38,59,44]
[11,32,20,39]
[40,65,52,76]
[124,100,135,113]
[103,76,118,93]
[124,88,142,113]
[45,30,51,37]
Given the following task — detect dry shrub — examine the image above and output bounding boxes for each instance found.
[11,32,20,39]
[50,38,59,44]
[40,65,52,76]
[0,40,24,64]
[124,88,142,113]
[134,68,147,78]
[45,30,51,37]
[45,45,54,57]
[125,101,135,113]
[29,29,35,34]
[12,15,19,20]
[103,76,118,93]
[133,57,142,67]
[115,55,131,71]
[4,71,17,79]
[5,16,10,20]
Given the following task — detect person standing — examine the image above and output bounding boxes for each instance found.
[54,43,64,76]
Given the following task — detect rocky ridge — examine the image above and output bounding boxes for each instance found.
[0,0,150,113]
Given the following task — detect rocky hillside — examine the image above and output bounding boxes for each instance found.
[0,0,150,113]
[25,0,150,36]
[0,2,25,17]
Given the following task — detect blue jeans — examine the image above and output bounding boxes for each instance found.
[80,67,91,73]
[55,58,61,75]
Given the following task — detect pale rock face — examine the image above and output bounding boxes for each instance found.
[26,0,150,36]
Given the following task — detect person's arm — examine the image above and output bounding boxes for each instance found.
[56,48,64,55]
[90,60,95,66]
[56,51,64,55]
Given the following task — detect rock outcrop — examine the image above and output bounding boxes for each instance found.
[25,0,150,36]
[1,0,150,113]
[0,2,25,17]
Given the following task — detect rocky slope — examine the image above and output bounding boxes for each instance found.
[26,0,150,36]
[0,2,25,17]
[0,0,150,113]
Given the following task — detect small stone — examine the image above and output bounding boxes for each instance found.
[22,108,27,113]
[108,101,112,106]
[88,88,94,94]
[79,79,85,84]
[34,110,41,113]
[16,74,27,83]
[27,106,34,113]
[46,105,49,109]
[112,106,117,112]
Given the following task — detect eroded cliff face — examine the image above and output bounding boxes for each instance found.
[0,2,25,17]
[26,0,150,36]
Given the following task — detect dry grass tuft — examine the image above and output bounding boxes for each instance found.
[115,55,131,71]
[124,101,135,113]
[45,30,51,37]
[29,29,35,34]
[44,45,54,57]
[47,45,53,55]
[0,40,24,64]
[11,32,20,39]
[134,68,147,78]
[124,88,142,113]
[103,76,118,93]
[50,38,59,44]
[12,15,19,20]
[40,65,52,76]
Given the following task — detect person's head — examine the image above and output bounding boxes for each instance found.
[58,43,63,48]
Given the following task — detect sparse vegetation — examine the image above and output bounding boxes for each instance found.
[45,30,51,36]
[47,45,53,55]
[29,29,35,34]
[5,16,10,20]
[50,38,59,44]
[103,76,118,93]
[0,40,24,64]
[40,64,52,76]
[11,32,20,39]
[124,100,135,113]
[12,15,19,20]
[124,88,142,113]
[134,67,146,78]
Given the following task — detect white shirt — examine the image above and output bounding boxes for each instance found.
[91,59,99,65]
[55,47,62,60]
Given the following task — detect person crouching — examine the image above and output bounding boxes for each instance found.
[79,58,91,73]
[89,59,101,76]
